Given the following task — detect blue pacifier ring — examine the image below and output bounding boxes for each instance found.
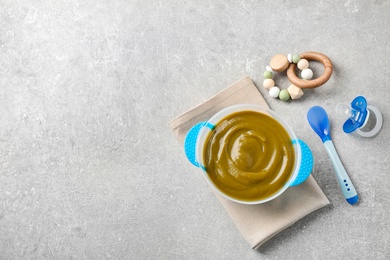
[342,96,368,134]
[339,96,383,137]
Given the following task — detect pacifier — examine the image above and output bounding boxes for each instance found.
[336,96,383,138]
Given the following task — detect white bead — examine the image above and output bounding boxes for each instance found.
[269,86,280,98]
[266,66,273,73]
[301,68,313,80]
[297,59,309,70]
[287,53,292,63]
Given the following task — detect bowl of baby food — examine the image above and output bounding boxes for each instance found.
[184,104,313,204]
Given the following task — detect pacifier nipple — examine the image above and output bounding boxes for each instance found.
[337,96,383,137]
[336,104,354,119]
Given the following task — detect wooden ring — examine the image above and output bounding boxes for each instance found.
[287,52,333,89]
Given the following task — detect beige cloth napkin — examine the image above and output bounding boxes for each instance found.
[169,76,330,249]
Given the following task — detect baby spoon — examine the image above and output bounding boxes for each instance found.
[307,106,359,205]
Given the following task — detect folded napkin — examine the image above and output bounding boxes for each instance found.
[169,76,330,249]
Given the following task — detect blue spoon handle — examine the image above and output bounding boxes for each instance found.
[323,140,359,204]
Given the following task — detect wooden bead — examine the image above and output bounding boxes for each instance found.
[269,54,289,72]
[287,84,304,99]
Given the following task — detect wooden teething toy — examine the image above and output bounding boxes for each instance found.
[262,51,333,101]
[287,52,333,89]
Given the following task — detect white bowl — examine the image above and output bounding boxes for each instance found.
[194,104,302,204]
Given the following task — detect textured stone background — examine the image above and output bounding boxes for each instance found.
[0,0,389,259]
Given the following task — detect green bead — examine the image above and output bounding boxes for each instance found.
[263,71,273,79]
[292,54,301,64]
[279,89,290,101]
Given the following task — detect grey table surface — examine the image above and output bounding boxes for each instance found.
[1,0,389,259]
